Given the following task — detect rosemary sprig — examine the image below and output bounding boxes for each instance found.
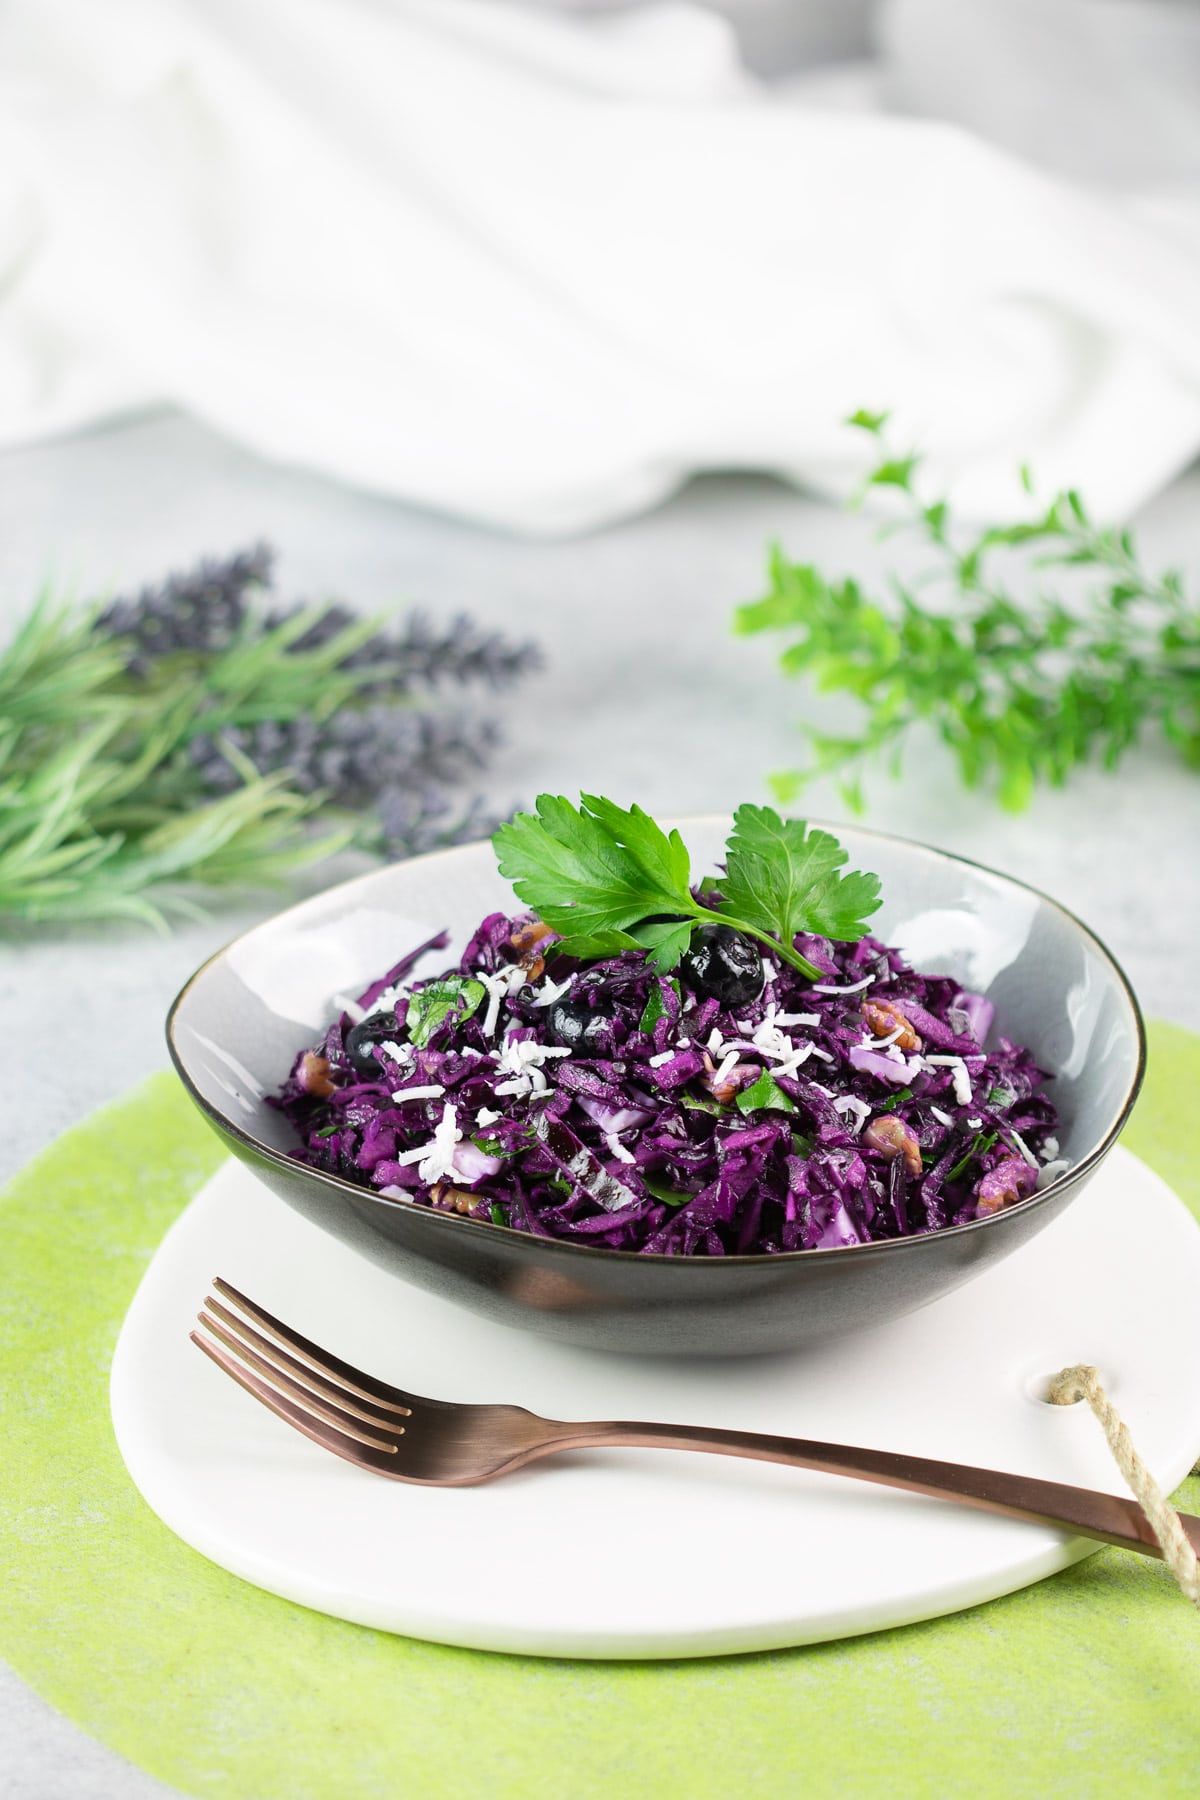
[0,549,537,926]
[735,411,1200,812]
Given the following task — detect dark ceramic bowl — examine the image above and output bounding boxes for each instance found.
[167,819,1144,1356]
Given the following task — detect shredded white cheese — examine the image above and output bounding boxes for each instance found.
[531,972,575,1008]
[811,974,874,995]
[389,1083,446,1103]
[605,1133,636,1165]
[362,982,405,1019]
[930,1105,955,1127]
[1007,1127,1039,1169]
[390,1103,463,1185]
[832,1095,873,1136]
[648,1050,676,1068]
[490,1036,572,1098]
[923,1054,973,1106]
[475,1107,502,1127]
[478,965,528,1037]
[775,1010,820,1028]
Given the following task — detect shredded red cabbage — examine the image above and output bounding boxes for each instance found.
[271,912,1061,1255]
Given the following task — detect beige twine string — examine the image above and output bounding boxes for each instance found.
[1048,1364,1200,1608]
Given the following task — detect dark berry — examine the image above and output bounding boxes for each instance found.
[548,998,616,1052]
[680,927,764,1009]
[344,1010,402,1079]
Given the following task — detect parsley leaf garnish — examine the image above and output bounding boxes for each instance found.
[719,804,882,947]
[492,795,880,979]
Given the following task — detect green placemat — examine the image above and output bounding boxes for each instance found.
[3,1024,1199,1800]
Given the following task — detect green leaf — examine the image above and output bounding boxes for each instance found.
[640,1173,693,1207]
[626,917,693,972]
[868,457,920,491]
[493,794,880,983]
[492,794,694,955]
[735,1071,797,1115]
[678,1092,729,1117]
[846,409,889,434]
[638,977,680,1035]
[947,1130,998,1183]
[405,977,486,1049]
[720,804,881,946]
[472,1135,509,1157]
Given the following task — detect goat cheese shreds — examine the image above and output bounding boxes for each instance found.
[924,1054,974,1106]
[275,909,1061,1255]
[479,965,528,1037]
[531,972,575,1008]
[391,1104,463,1185]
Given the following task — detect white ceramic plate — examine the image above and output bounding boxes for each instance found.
[111,1144,1200,1659]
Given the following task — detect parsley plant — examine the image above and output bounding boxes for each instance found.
[736,411,1200,812]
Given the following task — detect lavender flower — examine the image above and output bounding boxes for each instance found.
[190,708,500,803]
[116,543,541,863]
[265,604,538,694]
[96,545,273,673]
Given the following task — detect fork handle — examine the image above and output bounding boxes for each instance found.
[538,1420,1200,1563]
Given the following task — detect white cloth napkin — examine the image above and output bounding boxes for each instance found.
[3,0,1200,534]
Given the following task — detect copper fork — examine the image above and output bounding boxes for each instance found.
[192,1277,1200,1566]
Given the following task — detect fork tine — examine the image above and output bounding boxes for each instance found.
[201,1298,411,1429]
[190,1331,409,1472]
[211,1276,412,1415]
[193,1318,404,1453]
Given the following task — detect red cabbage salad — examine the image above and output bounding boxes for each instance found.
[273,800,1065,1255]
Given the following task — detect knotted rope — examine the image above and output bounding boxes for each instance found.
[1049,1363,1200,1608]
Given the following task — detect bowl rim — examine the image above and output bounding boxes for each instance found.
[166,815,1147,1268]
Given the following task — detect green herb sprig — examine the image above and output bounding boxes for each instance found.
[735,410,1200,812]
[492,794,880,980]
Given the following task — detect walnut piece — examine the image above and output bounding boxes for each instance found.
[509,916,555,981]
[863,1114,923,1179]
[299,1051,336,1099]
[862,1000,923,1053]
[432,1184,481,1215]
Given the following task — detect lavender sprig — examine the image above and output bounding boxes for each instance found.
[0,546,539,925]
[96,544,273,673]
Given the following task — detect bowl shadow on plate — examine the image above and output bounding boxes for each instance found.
[167,820,1145,1358]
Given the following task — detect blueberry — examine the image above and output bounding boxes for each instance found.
[344,1010,401,1079]
[680,927,764,1009]
[548,998,616,1051]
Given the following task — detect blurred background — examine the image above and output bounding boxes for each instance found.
[5,0,1200,529]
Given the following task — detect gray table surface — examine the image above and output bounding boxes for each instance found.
[2,412,1198,1799]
